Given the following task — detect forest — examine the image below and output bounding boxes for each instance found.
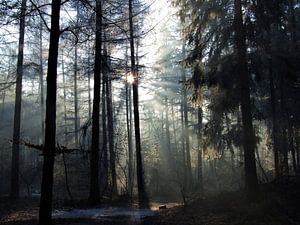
[0,0,300,224]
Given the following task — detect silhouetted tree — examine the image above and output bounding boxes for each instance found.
[39,0,61,224]
[10,0,26,200]
[89,0,102,204]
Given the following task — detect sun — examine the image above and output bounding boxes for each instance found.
[124,73,135,84]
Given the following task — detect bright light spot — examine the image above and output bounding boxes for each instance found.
[124,73,135,84]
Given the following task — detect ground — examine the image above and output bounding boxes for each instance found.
[1,181,300,225]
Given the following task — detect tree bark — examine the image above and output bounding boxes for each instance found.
[89,0,102,204]
[197,107,203,193]
[181,43,192,189]
[39,0,61,224]
[10,0,26,200]
[129,0,148,206]
[39,18,45,144]
[100,76,108,196]
[125,69,133,198]
[234,0,259,199]
[62,51,68,144]
[106,74,117,197]
[74,44,79,147]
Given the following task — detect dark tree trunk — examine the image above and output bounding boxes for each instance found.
[125,70,133,197]
[256,0,283,179]
[74,1,80,148]
[89,0,102,204]
[234,0,259,199]
[279,70,289,176]
[197,107,203,193]
[181,42,192,189]
[88,50,92,119]
[39,1,61,224]
[129,0,148,206]
[10,0,26,200]
[74,44,79,147]
[62,52,68,144]
[180,96,187,192]
[268,58,281,178]
[106,76,117,197]
[100,77,108,196]
[39,18,45,143]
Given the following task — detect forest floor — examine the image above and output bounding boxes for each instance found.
[1,181,300,225]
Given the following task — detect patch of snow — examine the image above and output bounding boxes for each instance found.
[52,207,156,221]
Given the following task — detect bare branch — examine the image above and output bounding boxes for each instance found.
[29,0,51,32]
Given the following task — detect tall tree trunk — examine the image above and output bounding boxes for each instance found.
[88,49,92,120]
[164,97,173,172]
[181,43,192,188]
[62,52,68,144]
[128,0,148,206]
[234,0,259,199]
[197,107,203,193]
[171,99,178,158]
[180,41,192,189]
[180,96,187,192]
[74,44,79,147]
[100,77,108,196]
[89,0,102,204]
[256,0,282,179]
[39,18,45,144]
[267,58,281,178]
[106,76,117,197]
[39,1,61,224]
[126,70,133,198]
[279,70,289,176]
[10,0,26,200]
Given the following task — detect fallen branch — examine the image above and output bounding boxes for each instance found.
[10,140,79,155]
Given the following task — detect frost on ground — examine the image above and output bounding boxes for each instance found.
[52,207,156,221]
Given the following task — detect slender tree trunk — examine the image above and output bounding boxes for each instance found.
[39,1,61,224]
[39,18,45,144]
[171,99,178,160]
[89,0,102,204]
[62,52,68,144]
[126,70,133,198]
[180,98,187,192]
[165,97,173,172]
[234,0,259,199]
[181,44,192,188]
[74,44,79,147]
[62,151,73,201]
[296,132,300,173]
[10,0,26,200]
[88,50,92,120]
[197,107,203,193]
[128,0,148,206]
[279,72,289,176]
[100,77,108,196]
[106,77,117,196]
[267,58,281,178]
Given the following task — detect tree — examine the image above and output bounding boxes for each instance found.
[39,0,62,224]
[234,0,259,198]
[89,0,102,204]
[128,0,148,206]
[10,0,26,200]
